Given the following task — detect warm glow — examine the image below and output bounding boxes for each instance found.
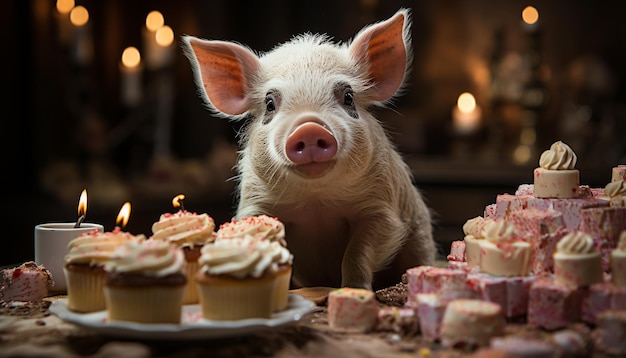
[172,194,185,208]
[77,189,87,217]
[70,5,89,26]
[116,202,131,229]
[121,47,141,68]
[457,92,477,113]
[156,25,174,47]
[56,0,75,14]
[522,6,539,25]
[146,11,165,32]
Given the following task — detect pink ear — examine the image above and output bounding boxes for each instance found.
[349,9,410,103]
[183,37,260,117]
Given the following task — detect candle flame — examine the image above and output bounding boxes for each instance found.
[457,92,476,114]
[116,202,131,229]
[155,25,174,47]
[70,5,89,26]
[77,189,87,217]
[522,6,539,25]
[146,11,164,32]
[172,194,185,208]
[122,47,141,68]
[56,0,75,15]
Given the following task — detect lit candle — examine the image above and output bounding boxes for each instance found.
[452,92,482,135]
[69,5,93,66]
[120,46,143,106]
[34,190,104,292]
[172,194,186,212]
[521,6,540,33]
[55,0,74,46]
[116,202,132,230]
[143,11,175,70]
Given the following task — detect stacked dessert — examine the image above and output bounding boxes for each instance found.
[405,141,626,353]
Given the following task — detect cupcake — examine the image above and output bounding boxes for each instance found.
[104,240,187,324]
[195,237,281,320]
[151,209,215,304]
[553,231,603,287]
[216,215,293,311]
[611,231,626,287]
[63,228,145,312]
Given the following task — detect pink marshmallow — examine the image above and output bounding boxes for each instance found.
[0,262,53,302]
[527,276,585,330]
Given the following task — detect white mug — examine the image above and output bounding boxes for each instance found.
[34,222,104,293]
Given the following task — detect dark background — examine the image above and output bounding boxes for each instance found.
[3,0,626,266]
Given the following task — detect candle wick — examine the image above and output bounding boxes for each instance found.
[179,201,185,212]
[74,215,85,228]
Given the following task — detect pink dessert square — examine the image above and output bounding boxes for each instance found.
[527,276,585,330]
[527,197,608,232]
[0,262,53,302]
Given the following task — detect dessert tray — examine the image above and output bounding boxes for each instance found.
[49,294,316,340]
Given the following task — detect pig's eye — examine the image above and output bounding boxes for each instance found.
[344,91,354,107]
[265,97,276,112]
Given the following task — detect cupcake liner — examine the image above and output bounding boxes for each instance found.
[64,267,106,313]
[273,265,292,312]
[196,273,276,320]
[183,260,200,304]
[104,285,185,324]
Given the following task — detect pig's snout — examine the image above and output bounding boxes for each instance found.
[286,122,338,177]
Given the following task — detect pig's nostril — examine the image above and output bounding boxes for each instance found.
[295,142,305,152]
[317,139,329,149]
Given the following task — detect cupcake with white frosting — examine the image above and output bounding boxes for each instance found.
[605,180,626,207]
[151,209,215,304]
[462,216,491,267]
[534,141,580,198]
[64,228,145,312]
[195,237,284,320]
[216,215,293,311]
[611,231,626,287]
[104,240,187,323]
[553,231,603,287]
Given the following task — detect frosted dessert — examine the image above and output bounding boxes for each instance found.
[195,237,281,320]
[534,141,580,198]
[64,228,145,312]
[104,240,187,324]
[440,299,505,347]
[216,215,287,247]
[604,180,626,207]
[553,231,603,287]
[328,288,379,333]
[478,220,532,276]
[151,209,215,304]
[462,216,492,266]
[0,262,53,302]
[610,231,626,287]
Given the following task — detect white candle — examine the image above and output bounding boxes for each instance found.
[452,92,482,135]
[521,6,540,33]
[69,5,93,66]
[143,11,175,70]
[120,46,143,106]
[55,0,74,46]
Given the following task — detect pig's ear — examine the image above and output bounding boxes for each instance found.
[349,8,412,103]
[182,36,260,118]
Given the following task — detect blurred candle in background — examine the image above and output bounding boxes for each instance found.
[120,46,143,107]
[452,92,482,135]
[69,5,93,66]
[521,6,540,33]
[55,0,74,46]
[142,10,174,70]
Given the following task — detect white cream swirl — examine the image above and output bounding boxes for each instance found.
[556,231,596,255]
[539,141,577,170]
[605,180,626,199]
[216,215,286,247]
[483,220,518,244]
[151,211,215,247]
[198,237,285,278]
[105,240,185,276]
[462,216,487,238]
[65,228,145,265]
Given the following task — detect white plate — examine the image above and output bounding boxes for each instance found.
[49,294,315,340]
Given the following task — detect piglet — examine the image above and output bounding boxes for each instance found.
[182,8,436,290]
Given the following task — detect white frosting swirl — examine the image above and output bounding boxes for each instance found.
[605,180,626,199]
[198,237,287,278]
[483,220,518,243]
[556,231,596,255]
[216,215,286,247]
[462,216,487,238]
[151,211,215,247]
[539,141,577,170]
[65,228,145,265]
[105,240,185,276]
